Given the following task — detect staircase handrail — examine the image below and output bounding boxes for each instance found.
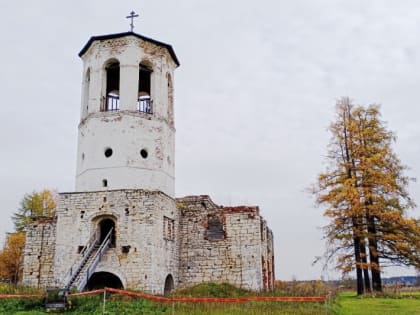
[62,232,98,287]
[76,228,113,292]
[63,232,99,290]
[79,232,98,257]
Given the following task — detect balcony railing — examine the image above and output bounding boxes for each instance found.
[100,95,153,113]
[105,94,120,111]
[138,96,153,114]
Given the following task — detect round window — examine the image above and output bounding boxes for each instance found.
[140,149,148,159]
[104,148,113,158]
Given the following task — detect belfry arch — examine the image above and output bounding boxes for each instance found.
[167,72,174,124]
[82,68,90,116]
[138,61,153,113]
[104,59,120,111]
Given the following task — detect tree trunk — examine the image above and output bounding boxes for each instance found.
[354,238,364,295]
[367,215,382,292]
[360,241,371,292]
[352,219,364,295]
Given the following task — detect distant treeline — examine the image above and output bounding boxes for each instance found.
[324,276,419,287]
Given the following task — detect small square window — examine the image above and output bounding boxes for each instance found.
[163,216,175,241]
[206,215,225,241]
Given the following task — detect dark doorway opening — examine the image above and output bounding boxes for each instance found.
[99,219,116,247]
[86,272,123,291]
[164,274,174,296]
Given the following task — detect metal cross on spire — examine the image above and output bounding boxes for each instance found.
[126,11,139,32]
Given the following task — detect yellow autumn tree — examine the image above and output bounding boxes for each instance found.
[314,98,420,295]
[0,232,26,283]
[0,190,57,284]
[12,189,57,232]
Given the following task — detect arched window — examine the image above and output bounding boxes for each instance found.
[83,68,90,114]
[138,62,153,113]
[167,73,174,124]
[104,60,120,111]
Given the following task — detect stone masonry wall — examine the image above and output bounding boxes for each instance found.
[177,195,275,291]
[54,189,178,294]
[266,227,275,290]
[22,218,57,288]
[22,192,274,293]
[260,220,275,291]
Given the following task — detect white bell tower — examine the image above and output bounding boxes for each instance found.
[75,32,179,197]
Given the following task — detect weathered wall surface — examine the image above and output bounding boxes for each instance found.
[177,195,275,291]
[80,36,177,119]
[76,35,176,196]
[22,218,57,288]
[76,113,175,196]
[22,192,274,293]
[21,33,276,295]
[260,220,275,291]
[54,189,178,294]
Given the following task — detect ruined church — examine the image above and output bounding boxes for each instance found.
[22,26,274,295]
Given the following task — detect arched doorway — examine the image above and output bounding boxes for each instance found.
[99,218,116,247]
[166,72,173,125]
[164,274,174,296]
[86,272,123,290]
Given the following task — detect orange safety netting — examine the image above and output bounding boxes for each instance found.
[105,287,328,303]
[0,287,328,303]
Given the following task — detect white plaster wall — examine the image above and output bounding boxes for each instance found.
[79,36,176,120]
[76,113,174,196]
[76,35,176,196]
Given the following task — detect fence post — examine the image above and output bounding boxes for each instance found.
[324,291,331,315]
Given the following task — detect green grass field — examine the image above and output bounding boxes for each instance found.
[0,297,330,315]
[1,293,419,314]
[1,283,419,314]
[337,291,420,315]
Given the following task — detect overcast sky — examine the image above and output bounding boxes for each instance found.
[1,0,419,281]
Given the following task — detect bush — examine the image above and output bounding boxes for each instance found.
[0,298,44,314]
[172,282,252,297]
[273,280,334,297]
[0,283,43,295]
